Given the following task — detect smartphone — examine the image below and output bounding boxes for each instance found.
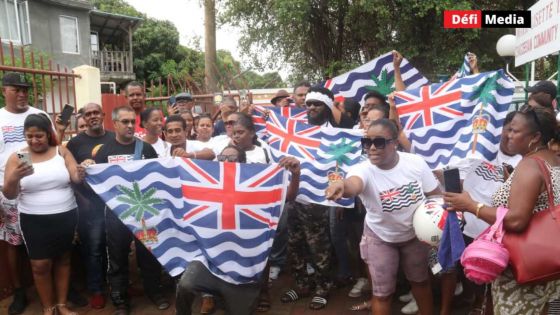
[168,96,176,106]
[17,152,32,165]
[60,104,75,125]
[443,168,461,193]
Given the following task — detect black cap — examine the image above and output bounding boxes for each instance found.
[526,81,557,99]
[1,72,31,88]
[175,92,193,101]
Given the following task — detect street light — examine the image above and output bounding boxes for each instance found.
[496,34,519,81]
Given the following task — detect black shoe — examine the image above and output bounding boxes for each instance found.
[8,287,28,315]
[67,286,88,307]
[148,292,170,310]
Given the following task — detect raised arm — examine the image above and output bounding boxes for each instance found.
[392,50,406,92]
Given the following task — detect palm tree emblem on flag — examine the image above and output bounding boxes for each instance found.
[117,182,164,247]
[366,69,395,96]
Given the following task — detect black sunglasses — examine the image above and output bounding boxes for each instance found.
[224,120,237,127]
[217,154,238,162]
[306,101,325,108]
[518,104,540,127]
[361,137,396,151]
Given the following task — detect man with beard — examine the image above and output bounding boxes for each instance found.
[280,86,336,310]
[66,103,114,309]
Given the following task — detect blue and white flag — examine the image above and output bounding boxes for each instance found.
[324,51,428,103]
[86,158,288,284]
[454,53,472,79]
[263,114,362,207]
[395,70,514,169]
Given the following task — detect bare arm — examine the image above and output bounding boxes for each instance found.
[444,158,542,232]
[278,157,300,202]
[325,176,364,200]
[3,153,33,199]
[60,146,85,184]
[392,50,406,91]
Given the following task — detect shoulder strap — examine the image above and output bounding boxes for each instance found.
[529,156,555,209]
[263,147,270,164]
[133,139,144,160]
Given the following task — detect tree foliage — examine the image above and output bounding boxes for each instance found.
[221,0,540,83]
[92,0,285,91]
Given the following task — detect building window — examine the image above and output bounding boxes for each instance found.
[60,15,79,54]
[90,32,99,54]
[0,0,31,45]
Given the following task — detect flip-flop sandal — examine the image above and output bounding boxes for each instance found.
[349,301,371,311]
[309,296,328,310]
[281,289,308,303]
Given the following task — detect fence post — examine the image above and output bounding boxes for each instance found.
[73,65,101,109]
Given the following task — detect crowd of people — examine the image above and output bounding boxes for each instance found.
[0,48,559,315]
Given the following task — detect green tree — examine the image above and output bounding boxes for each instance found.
[221,0,536,83]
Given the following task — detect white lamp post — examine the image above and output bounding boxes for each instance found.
[496,34,519,81]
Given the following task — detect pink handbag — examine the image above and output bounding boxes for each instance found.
[461,206,510,284]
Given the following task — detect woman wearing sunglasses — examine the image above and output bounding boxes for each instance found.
[444,105,560,314]
[326,118,441,315]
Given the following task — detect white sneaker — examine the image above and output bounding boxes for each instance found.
[306,263,315,275]
[348,277,369,297]
[454,282,463,296]
[269,266,281,280]
[401,299,418,315]
[398,291,413,303]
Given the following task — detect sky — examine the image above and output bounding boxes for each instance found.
[124,0,243,61]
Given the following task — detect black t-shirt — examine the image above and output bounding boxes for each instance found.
[66,131,115,163]
[94,137,158,164]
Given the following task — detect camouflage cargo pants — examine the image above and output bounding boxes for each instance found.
[287,201,332,295]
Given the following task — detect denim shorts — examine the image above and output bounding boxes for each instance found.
[360,225,430,297]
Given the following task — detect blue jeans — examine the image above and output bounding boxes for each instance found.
[329,206,352,279]
[268,202,289,268]
[78,203,106,293]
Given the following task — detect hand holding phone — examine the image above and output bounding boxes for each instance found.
[60,104,75,126]
[17,152,32,166]
[443,168,461,193]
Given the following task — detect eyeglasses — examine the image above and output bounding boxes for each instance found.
[117,119,136,126]
[306,101,325,108]
[361,137,396,151]
[518,104,540,127]
[84,110,101,117]
[217,154,239,162]
[224,120,237,126]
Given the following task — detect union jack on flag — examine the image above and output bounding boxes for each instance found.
[180,158,286,230]
[396,79,463,130]
[266,114,321,160]
[86,157,288,284]
[394,70,515,169]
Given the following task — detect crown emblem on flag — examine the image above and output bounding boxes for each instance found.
[472,114,490,134]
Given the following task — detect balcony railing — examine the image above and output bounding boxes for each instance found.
[91,50,133,74]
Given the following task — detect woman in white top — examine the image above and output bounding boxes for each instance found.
[231,113,271,164]
[188,114,215,152]
[326,118,441,315]
[3,113,85,315]
[141,108,169,157]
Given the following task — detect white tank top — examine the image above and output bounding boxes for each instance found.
[18,147,77,215]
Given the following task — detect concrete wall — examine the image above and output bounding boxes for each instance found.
[26,1,91,69]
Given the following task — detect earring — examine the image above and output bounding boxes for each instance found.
[528,140,534,150]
